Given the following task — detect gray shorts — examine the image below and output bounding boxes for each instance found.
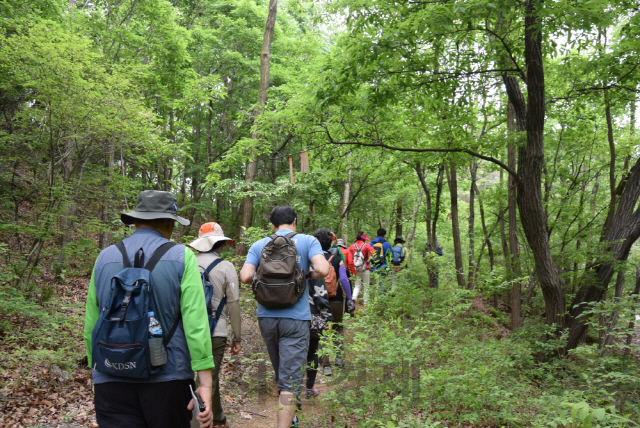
[258,317,310,397]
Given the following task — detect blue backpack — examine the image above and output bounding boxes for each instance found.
[91,241,178,379]
[391,245,406,266]
[201,258,227,335]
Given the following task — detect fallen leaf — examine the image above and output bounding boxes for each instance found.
[240,411,252,420]
[35,400,53,406]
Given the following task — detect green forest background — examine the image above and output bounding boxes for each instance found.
[1,0,640,426]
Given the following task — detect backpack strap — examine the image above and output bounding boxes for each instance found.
[214,295,227,321]
[144,242,177,272]
[118,290,133,328]
[203,258,224,279]
[143,241,178,345]
[115,241,132,268]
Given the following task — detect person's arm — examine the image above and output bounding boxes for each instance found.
[338,264,352,299]
[83,265,99,367]
[189,369,213,428]
[225,263,242,353]
[309,254,330,279]
[239,241,261,284]
[180,249,214,427]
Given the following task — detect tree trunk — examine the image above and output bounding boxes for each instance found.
[476,185,495,276]
[99,139,115,249]
[625,268,640,351]
[341,158,352,241]
[395,202,403,238]
[237,0,278,255]
[415,163,432,248]
[502,1,566,330]
[467,161,477,288]
[447,160,466,288]
[507,101,522,329]
[408,188,423,247]
[433,163,444,246]
[566,156,640,349]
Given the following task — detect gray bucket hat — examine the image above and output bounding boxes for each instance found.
[121,190,190,226]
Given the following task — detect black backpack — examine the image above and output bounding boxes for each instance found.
[252,232,305,309]
[91,241,179,379]
[201,258,227,335]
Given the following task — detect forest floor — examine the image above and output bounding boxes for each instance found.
[0,278,340,428]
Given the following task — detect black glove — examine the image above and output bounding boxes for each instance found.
[346,299,355,313]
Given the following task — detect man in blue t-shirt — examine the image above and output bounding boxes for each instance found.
[240,206,329,428]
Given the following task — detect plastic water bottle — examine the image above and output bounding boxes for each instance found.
[148,311,167,366]
[148,312,162,336]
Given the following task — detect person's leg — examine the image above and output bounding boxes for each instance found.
[211,337,228,425]
[139,379,193,428]
[353,271,363,301]
[258,317,281,384]
[363,270,371,305]
[391,268,397,292]
[275,318,310,428]
[306,336,320,390]
[378,271,389,298]
[94,382,146,428]
[328,300,345,364]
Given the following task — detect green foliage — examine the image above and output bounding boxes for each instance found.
[323,276,640,427]
[0,287,84,370]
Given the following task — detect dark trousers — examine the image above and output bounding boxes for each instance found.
[306,336,320,389]
[211,337,227,424]
[191,337,227,428]
[321,300,345,367]
[95,379,192,428]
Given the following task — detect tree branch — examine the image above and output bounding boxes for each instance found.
[325,138,520,182]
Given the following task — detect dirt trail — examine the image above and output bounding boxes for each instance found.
[228,375,333,428]
[220,304,336,428]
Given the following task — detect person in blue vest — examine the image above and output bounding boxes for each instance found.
[390,236,408,291]
[83,190,214,428]
[370,228,393,298]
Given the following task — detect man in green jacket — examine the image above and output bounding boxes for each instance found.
[84,190,214,428]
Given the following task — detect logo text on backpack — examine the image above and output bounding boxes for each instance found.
[104,358,137,370]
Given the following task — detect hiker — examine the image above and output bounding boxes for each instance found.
[314,228,354,377]
[189,222,241,428]
[370,228,393,298]
[83,190,214,428]
[305,272,333,399]
[336,239,354,278]
[239,206,330,428]
[348,232,374,305]
[390,236,408,291]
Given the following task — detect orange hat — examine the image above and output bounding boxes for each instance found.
[188,222,233,252]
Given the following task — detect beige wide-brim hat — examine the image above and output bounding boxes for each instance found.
[189,222,233,252]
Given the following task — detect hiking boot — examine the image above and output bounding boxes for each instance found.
[305,386,320,399]
[290,415,299,428]
[334,358,345,368]
[323,366,332,376]
[213,422,228,428]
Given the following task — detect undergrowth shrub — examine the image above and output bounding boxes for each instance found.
[0,287,84,372]
[321,277,640,427]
